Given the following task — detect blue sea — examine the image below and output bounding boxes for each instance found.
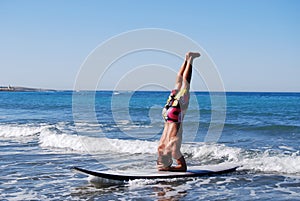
[1,91,300,200]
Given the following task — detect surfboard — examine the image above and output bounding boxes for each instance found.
[72,164,239,181]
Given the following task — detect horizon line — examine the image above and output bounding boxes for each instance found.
[1,85,300,93]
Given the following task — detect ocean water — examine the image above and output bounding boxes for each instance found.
[1,91,300,200]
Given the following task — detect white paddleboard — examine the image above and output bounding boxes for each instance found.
[72,164,239,181]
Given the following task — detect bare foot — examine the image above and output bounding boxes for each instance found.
[185,52,190,61]
[188,52,201,59]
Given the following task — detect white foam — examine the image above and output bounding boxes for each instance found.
[39,128,158,154]
[0,124,45,138]
[128,179,158,187]
[279,145,296,152]
[38,129,300,175]
[3,123,299,176]
[38,130,241,160]
[39,128,86,152]
[182,143,241,162]
[241,151,300,175]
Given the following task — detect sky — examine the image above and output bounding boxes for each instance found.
[0,0,299,92]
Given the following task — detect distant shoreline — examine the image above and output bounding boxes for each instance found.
[1,86,299,94]
[0,86,55,92]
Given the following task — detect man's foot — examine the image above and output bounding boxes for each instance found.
[185,52,190,61]
[188,52,201,59]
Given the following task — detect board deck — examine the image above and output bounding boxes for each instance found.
[72,164,238,181]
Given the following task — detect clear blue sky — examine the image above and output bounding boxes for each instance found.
[0,0,299,92]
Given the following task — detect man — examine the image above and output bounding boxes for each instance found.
[157,52,200,172]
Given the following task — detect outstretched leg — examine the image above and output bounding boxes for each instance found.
[174,53,188,90]
[175,52,200,90]
[182,52,200,90]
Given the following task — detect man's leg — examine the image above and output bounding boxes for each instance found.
[182,52,200,89]
[175,53,190,90]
